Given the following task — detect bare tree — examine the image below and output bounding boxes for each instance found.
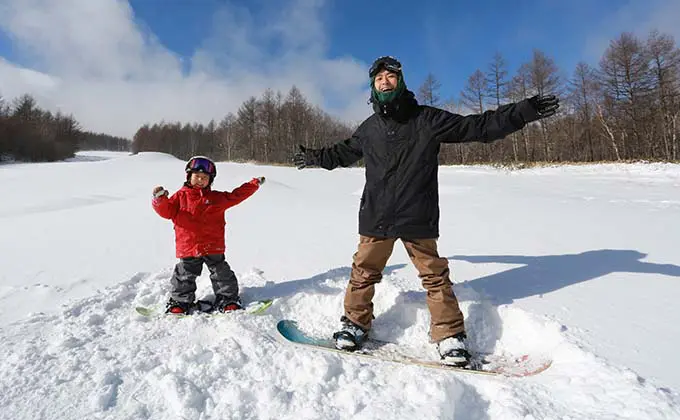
[13,94,41,121]
[529,50,561,97]
[460,69,487,113]
[568,62,600,160]
[236,97,258,160]
[283,86,310,149]
[204,119,217,158]
[217,113,236,161]
[506,63,533,160]
[485,52,513,162]
[647,30,680,159]
[417,73,442,106]
[458,70,493,162]
[486,52,508,108]
[599,32,654,157]
[595,100,622,160]
[258,89,277,163]
[527,50,562,160]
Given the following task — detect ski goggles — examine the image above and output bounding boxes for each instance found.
[186,157,215,175]
[369,56,402,77]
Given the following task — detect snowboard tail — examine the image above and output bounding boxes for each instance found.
[276,319,552,377]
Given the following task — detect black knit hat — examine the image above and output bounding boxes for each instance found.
[369,56,402,78]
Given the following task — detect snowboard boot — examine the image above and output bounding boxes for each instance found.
[332,316,368,351]
[437,332,471,367]
[213,295,244,313]
[165,298,193,315]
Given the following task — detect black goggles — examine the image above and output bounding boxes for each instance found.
[369,56,402,78]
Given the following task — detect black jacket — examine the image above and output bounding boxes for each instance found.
[308,90,540,239]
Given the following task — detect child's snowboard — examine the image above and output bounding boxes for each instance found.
[135,299,273,317]
[276,320,551,377]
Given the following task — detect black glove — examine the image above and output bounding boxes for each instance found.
[528,94,560,119]
[293,145,316,170]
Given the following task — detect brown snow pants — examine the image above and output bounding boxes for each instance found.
[343,235,465,342]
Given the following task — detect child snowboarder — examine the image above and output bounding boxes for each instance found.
[152,155,265,314]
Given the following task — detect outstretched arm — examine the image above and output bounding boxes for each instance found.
[432,95,559,144]
[221,178,261,210]
[152,187,179,219]
[293,128,364,170]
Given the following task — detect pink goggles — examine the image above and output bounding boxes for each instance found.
[186,157,215,175]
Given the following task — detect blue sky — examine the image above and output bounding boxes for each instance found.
[0,0,678,137]
[122,0,648,97]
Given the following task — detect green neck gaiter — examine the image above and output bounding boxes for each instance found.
[371,75,405,104]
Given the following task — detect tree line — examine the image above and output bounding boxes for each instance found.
[80,132,130,152]
[0,94,82,162]
[131,86,353,164]
[0,94,129,162]
[426,30,680,164]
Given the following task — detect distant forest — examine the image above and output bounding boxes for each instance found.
[0,95,129,162]
[2,29,678,165]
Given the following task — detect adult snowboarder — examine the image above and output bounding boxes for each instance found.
[293,55,559,366]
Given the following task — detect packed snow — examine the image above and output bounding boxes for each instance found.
[1,151,679,419]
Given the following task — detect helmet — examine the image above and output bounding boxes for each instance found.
[185,156,217,183]
[369,56,402,78]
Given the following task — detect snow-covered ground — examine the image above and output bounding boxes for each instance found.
[1,151,679,419]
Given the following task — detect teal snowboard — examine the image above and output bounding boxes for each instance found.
[135,299,273,317]
[276,320,552,377]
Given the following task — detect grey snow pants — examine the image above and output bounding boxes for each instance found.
[170,254,238,303]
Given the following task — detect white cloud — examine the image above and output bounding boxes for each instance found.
[0,0,371,138]
[584,0,680,62]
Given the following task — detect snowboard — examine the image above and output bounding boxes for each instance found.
[135,299,273,317]
[276,320,552,377]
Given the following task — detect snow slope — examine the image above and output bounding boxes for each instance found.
[0,151,679,419]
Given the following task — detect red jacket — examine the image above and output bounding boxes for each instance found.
[153,180,259,258]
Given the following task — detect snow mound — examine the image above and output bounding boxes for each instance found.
[3,269,676,419]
